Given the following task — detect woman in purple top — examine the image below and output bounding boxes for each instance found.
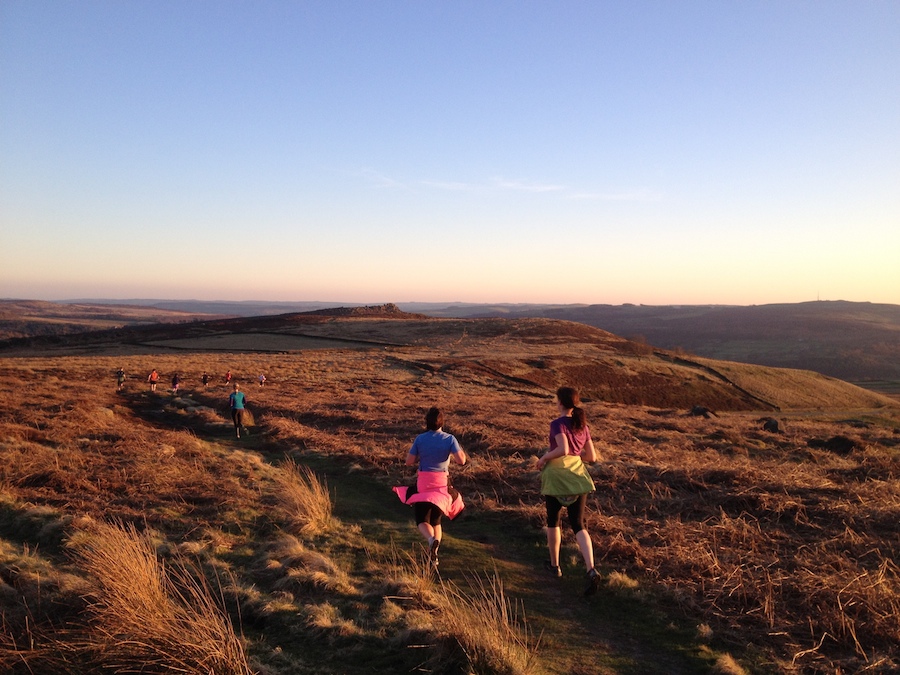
[393,407,467,567]
[536,386,601,595]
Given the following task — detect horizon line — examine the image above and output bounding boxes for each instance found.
[2,297,885,309]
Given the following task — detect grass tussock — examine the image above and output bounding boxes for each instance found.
[67,520,252,675]
[372,547,537,674]
[370,542,443,611]
[429,572,540,675]
[305,602,363,637]
[713,653,749,675]
[263,534,356,596]
[274,459,334,535]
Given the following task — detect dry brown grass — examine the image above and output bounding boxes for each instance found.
[262,534,356,596]
[581,410,900,672]
[71,520,251,674]
[369,544,538,675]
[429,571,541,675]
[273,460,334,535]
[714,653,749,675]
[1,520,251,674]
[2,319,900,673]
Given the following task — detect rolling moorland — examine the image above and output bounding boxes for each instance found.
[442,301,900,392]
[0,300,225,341]
[7,299,898,394]
[1,306,899,674]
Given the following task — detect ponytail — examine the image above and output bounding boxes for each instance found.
[425,406,443,431]
[571,405,586,431]
[556,386,587,431]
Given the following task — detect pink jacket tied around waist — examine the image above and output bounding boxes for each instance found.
[393,471,464,520]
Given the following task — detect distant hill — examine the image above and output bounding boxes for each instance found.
[446,300,900,387]
[60,298,339,316]
[0,299,226,340]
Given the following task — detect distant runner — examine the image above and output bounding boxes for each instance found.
[148,369,160,392]
[116,367,126,391]
[229,383,247,439]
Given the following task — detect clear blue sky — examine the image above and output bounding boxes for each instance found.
[2,1,898,305]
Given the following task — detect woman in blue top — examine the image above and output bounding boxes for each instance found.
[393,407,467,567]
[228,383,247,439]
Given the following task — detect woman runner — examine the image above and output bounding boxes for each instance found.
[536,386,602,595]
[393,407,467,567]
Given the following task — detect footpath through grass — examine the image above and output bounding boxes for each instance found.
[260,446,734,674]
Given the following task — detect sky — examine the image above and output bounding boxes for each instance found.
[1,1,898,306]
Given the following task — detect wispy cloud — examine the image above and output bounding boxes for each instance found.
[490,177,567,193]
[419,179,480,191]
[358,167,660,202]
[418,176,567,193]
[358,168,409,189]
[566,188,664,202]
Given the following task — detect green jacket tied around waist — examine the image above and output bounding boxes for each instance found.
[540,455,594,505]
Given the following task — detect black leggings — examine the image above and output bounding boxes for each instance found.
[545,494,588,533]
[414,501,443,527]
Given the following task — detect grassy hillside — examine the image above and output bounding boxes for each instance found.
[1,316,899,674]
[6,299,900,389]
[472,301,900,387]
[1,313,893,413]
[0,299,226,341]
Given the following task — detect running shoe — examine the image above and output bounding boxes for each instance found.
[543,561,563,578]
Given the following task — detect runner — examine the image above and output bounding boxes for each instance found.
[229,383,247,439]
[393,407,467,568]
[535,386,602,595]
